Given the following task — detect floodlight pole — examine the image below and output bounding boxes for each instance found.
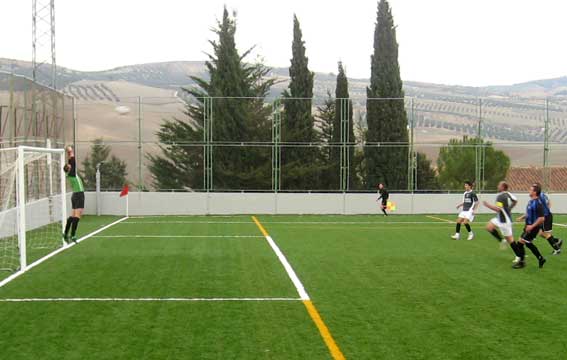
[96,162,104,216]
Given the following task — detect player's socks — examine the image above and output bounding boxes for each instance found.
[71,217,80,237]
[64,216,73,236]
[516,242,526,260]
[382,209,388,216]
[465,224,472,233]
[546,236,559,250]
[489,229,502,242]
[526,242,544,261]
[455,223,461,234]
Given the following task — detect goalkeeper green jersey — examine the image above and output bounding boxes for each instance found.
[67,157,85,193]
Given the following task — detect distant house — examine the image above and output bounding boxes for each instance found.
[505,167,567,192]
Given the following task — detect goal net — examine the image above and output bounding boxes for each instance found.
[0,146,66,273]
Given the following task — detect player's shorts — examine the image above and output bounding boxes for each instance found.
[490,217,513,237]
[520,226,541,243]
[543,214,553,232]
[458,210,475,222]
[381,199,388,207]
[71,192,85,209]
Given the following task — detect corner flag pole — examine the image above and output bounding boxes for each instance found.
[120,185,129,217]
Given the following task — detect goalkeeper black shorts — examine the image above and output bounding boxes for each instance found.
[71,192,85,209]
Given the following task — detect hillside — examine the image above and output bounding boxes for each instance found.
[2,58,566,187]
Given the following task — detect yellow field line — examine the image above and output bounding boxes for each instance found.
[426,215,453,224]
[303,300,346,360]
[252,216,346,360]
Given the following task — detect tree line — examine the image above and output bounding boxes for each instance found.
[83,1,510,192]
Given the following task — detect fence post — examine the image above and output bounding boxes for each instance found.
[543,98,550,190]
[137,96,143,190]
[272,98,281,192]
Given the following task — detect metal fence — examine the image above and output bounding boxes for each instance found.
[0,71,74,150]
[68,95,567,193]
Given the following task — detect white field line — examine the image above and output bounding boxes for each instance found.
[252,217,310,301]
[0,297,301,302]
[92,235,264,238]
[122,220,453,225]
[0,217,129,289]
[554,223,567,228]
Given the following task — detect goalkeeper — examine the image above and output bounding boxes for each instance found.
[63,146,84,243]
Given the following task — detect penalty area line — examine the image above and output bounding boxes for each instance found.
[252,216,345,360]
[0,297,301,303]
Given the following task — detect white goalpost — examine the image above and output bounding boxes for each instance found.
[0,146,66,275]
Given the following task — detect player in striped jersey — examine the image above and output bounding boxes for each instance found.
[451,181,478,241]
[63,146,85,243]
[483,182,523,261]
[533,184,563,255]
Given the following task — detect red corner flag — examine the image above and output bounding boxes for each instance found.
[119,185,129,197]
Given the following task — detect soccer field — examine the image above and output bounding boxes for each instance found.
[0,214,566,359]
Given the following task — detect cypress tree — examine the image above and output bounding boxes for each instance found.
[315,91,336,189]
[282,15,316,190]
[365,0,408,190]
[148,7,275,190]
[334,62,357,190]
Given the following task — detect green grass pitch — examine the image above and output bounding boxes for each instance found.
[0,213,566,359]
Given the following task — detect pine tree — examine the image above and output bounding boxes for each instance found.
[365,0,409,190]
[148,7,275,191]
[282,15,316,190]
[81,139,128,190]
[415,152,439,190]
[334,62,357,190]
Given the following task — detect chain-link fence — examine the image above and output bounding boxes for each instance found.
[72,94,567,193]
[0,71,73,150]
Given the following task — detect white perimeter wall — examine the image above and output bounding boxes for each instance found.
[85,192,567,216]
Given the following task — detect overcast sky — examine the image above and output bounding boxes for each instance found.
[2,0,566,86]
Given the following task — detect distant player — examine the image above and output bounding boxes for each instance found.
[513,184,547,269]
[376,183,389,216]
[451,181,478,240]
[533,183,563,255]
[483,182,523,260]
[63,146,84,243]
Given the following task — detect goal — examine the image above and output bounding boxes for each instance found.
[0,146,66,274]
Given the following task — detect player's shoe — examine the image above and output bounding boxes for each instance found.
[451,234,460,240]
[552,239,563,255]
[512,256,521,264]
[500,239,508,250]
[62,233,70,244]
[538,257,547,269]
[467,232,474,241]
[512,260,526,269]
[71,236,78,244]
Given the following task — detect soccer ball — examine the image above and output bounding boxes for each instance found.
[115,105,131,116]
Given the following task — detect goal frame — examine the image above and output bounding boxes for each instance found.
[16,146,67,272]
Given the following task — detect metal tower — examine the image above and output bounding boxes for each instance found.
[32,0,56,88]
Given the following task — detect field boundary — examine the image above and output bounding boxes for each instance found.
[0,297,301,302]
[252,216,346,360]
[92,235,264,239]
[0,216,128,289]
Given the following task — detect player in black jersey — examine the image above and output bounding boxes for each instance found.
[452,181,479,241]
[483,182,523,262]
[376,183,389,216]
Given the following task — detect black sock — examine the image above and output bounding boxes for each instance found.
[546,236,559,250]
[456,223,461,234]
[526,242,544,260]
[489,229,502,242]
[510,242,521,257]
[465,224,472,233]
[516,242,526,260]
[64,217,73,236]
[382,208,388,216]
[71,217,80,237]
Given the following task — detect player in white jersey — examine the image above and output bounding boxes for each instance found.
[451,181,479,241]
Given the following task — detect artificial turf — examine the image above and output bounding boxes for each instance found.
[0,213,565,359]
